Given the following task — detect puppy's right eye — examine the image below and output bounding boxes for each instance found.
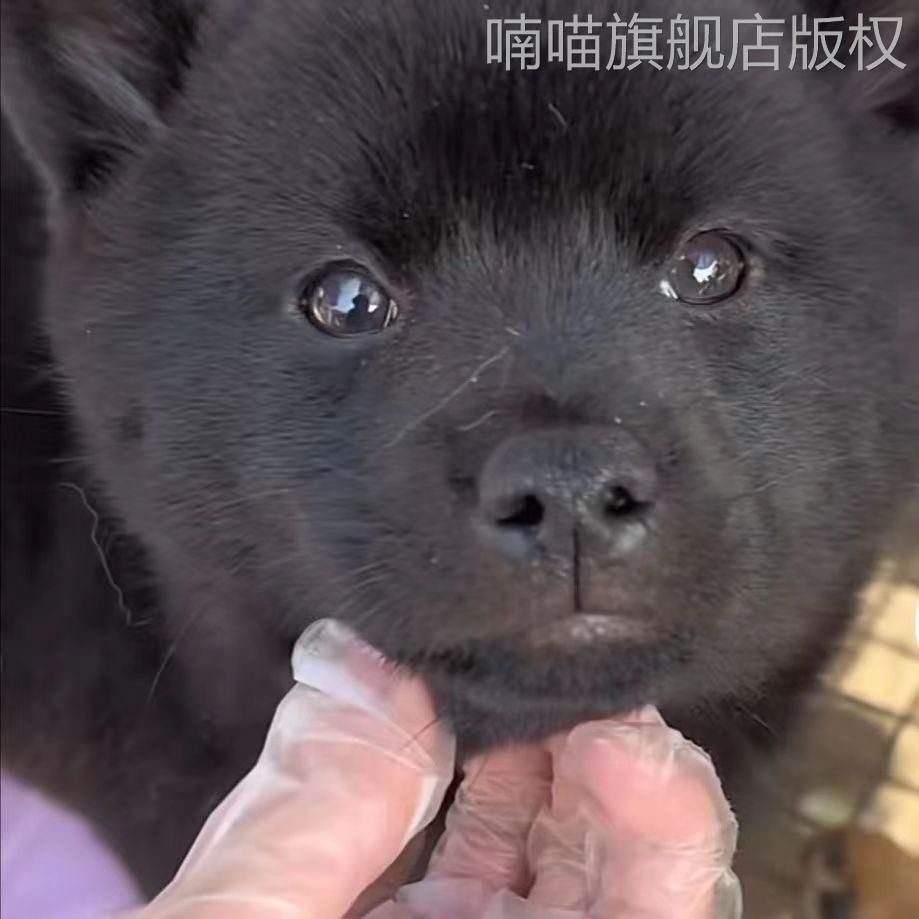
[299,269,398,337]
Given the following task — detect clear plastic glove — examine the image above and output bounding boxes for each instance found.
[374,708,742,918]
[131,618,741,919]
[131,618,455,919]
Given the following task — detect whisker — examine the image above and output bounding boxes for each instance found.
[59,481,134,626]
[144,607,207,707]
[457,409,503,433]
[399,715,445,754]
[374,346,510,454]
[725,454,856,505]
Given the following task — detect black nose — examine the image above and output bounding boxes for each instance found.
[476,426,657,561]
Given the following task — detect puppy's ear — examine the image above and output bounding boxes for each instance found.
[0,1,204,198]
[805,0,918,135]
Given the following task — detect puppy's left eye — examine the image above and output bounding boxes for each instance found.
[300,269,398,337]
[663,231,746,305]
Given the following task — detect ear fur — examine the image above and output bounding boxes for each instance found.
[0,0,203,196]
[802,0,918,134]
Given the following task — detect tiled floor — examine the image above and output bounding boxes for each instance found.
[735,557,919,918]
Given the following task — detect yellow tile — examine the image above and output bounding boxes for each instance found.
[860,583,919,655]
[857,576,897,619]
[827,640,919,715]
[822,634,864,685]
[859,784,919,855]
[889,722,919,790]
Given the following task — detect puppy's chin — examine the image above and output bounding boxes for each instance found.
[421,651,659,754]
[428,678,644,755]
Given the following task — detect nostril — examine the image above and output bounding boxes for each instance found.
[495,493,545,529]
[603,484,645,519]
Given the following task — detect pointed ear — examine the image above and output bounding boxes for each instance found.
[0,0,204,198]
[805,0,918,135]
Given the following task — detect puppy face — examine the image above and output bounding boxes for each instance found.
[4,0,918,748]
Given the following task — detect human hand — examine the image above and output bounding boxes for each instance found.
[131,619,741,918]
[131,618,455,918]
[371,707,742,918]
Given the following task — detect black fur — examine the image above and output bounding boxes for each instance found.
[2,0,917,895]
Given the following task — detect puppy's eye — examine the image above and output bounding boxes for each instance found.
[300,269,398,336]
[664,231,746,305]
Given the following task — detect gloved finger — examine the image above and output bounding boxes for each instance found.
[368,880,585,919]
[524,757,592,912]
[368,745,554,919]
[544,708,741,918]
[425,744,552,894]
[132,619,456,919]
[523,711,660,912]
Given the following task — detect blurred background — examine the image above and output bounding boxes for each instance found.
[738,508,919,918]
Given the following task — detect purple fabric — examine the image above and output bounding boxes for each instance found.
[1,769,142,918]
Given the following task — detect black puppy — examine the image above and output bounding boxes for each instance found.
[2,0,917,896]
